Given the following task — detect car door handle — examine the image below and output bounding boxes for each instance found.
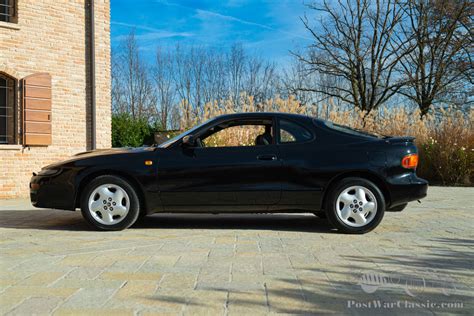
[257,154,278,161]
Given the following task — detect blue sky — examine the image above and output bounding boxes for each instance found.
[111,0,313,65]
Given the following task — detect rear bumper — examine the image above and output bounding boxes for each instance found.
[387,173,428,208]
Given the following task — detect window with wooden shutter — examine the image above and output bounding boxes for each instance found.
[0,73,16,144]
[22,73,52,146]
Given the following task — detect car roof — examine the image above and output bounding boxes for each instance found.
[213,112,330,128]
[214,112,317,121]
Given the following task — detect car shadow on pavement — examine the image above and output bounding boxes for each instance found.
[0,209,91,231]
[134,213,334,233]
[0,209,335,233]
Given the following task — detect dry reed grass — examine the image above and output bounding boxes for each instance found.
[178,95,473,185]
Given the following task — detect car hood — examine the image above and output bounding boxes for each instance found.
[43,147,155,169]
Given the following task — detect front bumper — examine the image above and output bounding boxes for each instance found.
[387,173,428,208]
[30,170,76,211]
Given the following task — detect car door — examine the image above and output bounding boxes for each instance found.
[156,117,282,211]
[270,117,322,210]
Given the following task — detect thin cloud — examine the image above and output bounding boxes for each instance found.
[112,21,193,39]
[156,0,312,41]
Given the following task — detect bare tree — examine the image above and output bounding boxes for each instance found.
[245,56,278,106]
[113,33,282,129]
[397,0,473,116]
[153,47,176,129]
[227,44,247,108]
[281,58,317,105]
[202,49,229,104]
[111,53,127,114]
[113,32,156,119]
[296,0,410,114]
[281,56,348,116]
[189,47,207,117]
[172,44,194,126]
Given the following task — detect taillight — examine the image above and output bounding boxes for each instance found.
[401,153,418,169]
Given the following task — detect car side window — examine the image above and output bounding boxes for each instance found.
[200,120,274,148]
[279,119,313,144]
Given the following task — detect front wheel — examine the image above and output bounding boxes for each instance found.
[80,175,140,231]
[325,178,385,234]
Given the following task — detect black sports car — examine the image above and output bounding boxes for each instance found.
[30,112,428,233]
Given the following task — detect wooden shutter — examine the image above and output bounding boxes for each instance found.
[22,73,52,146]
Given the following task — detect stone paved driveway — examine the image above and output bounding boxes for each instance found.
[0,187,473,315]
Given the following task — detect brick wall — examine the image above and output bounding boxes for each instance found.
[0,0,111,198]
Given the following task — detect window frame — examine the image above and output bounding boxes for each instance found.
[276,118,315,145]
[0,0,16,24]
[193,116,277,149]
[0,73,18,145]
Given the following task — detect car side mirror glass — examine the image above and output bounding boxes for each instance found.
[182,135,195,147]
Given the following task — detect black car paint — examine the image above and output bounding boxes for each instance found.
[30,113,428,214]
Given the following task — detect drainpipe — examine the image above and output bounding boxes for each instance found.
[89,0,96,150]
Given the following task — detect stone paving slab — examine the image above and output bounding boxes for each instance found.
[0,186,473,315]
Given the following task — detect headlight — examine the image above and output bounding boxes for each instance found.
[37,169,60,176]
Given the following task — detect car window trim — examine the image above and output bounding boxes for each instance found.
[276,117,315,145]
[192,115,278,149]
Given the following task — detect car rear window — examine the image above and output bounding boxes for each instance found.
[319,120,382,138]
[279,119,313,143]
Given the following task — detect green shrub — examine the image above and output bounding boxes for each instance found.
[111,113,157,147]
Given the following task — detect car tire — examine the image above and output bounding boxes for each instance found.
[80,175,140,231]
[325,177,385,234]
[388,203,408,212]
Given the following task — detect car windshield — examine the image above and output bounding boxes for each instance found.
[157,119,212,148]
[320,120,384,138]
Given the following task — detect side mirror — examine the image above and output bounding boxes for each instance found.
[182,135,195,147]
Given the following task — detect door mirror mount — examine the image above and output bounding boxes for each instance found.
[182,135,195,147]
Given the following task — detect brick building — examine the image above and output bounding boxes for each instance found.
[0,0,111,198]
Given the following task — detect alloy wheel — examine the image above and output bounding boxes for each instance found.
[88,184,130,225]
[335,185,377,227]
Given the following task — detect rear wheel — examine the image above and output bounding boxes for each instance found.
[80,175,140,231]
[325,178,385,234]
